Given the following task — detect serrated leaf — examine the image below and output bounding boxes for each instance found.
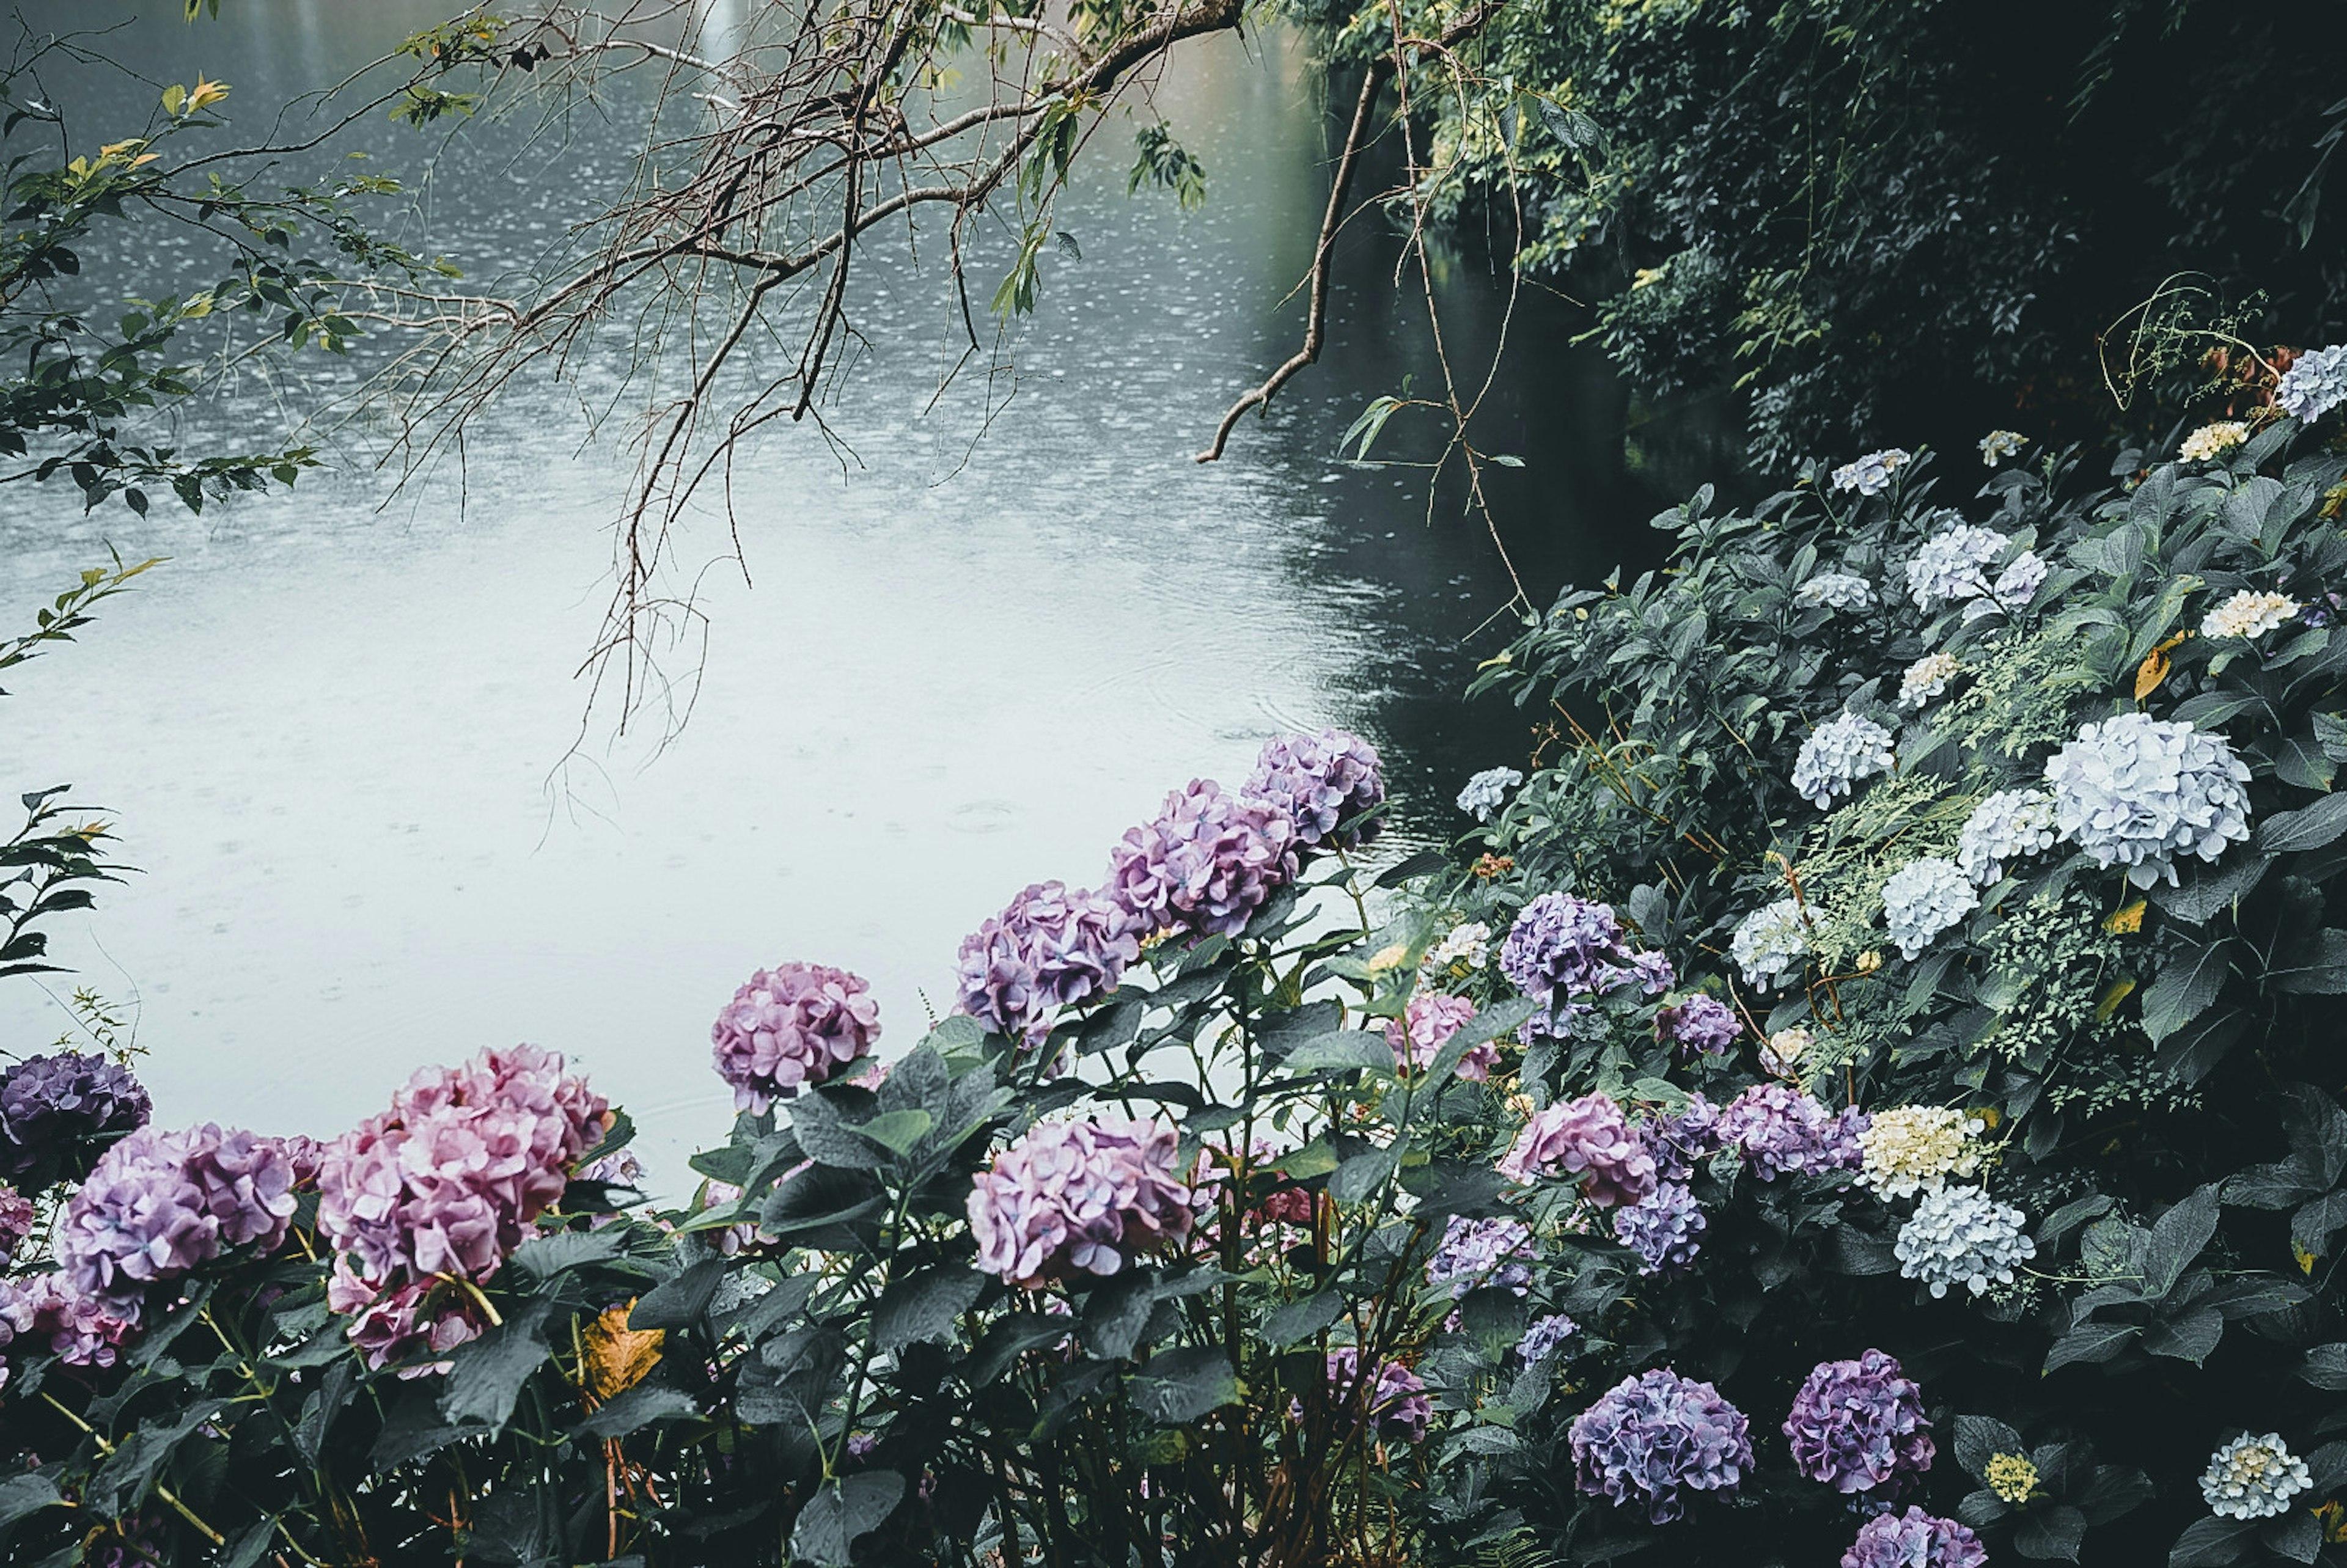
[1129,1344,1240,1424]
[1262,1292,1345,1347]
[790,1473,905,1567]
[579,1383,701,1438]
[875,1264,985,1351]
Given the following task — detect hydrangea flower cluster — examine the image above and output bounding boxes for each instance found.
[1569,1368,1755,1523]
[1956,788,2059,885]
[957,883,1138,1046]
[1639,1094,1723,1182]
[1978,430,2025,464]
[1904,522,2008,609]
[1656,994,1741,1062]
[1499,1092,1658,1208]
[1796,572,1876,611]
[1628,949,1676,995]
[1455,767,1523,821]
[1895,1185,2035,1297]
[1107,779,1297,939]
[966,1118,1194,1286]
[1881,856,1978,960]
[0,1050,151,1188]
[1499,893,1635,1012]
[1244,728,1385,849]
[2277,343,2347,423]
[1977,549,2048,614]
[1422,920,1493,975]
[1986,1452,2040,1503]
[2200,1432,2313,1519]
[0,1278,31,1390]
[1321,1348,1432,1443]
[1761,1026,1813,1077]
[1518,1311,1578,1364]
[2200,588,2301,641]
[2180,420,2249,462]
[1792,712,1895,808]
[0,1182,32,1262]
[1425,1215,1535,1297]
[1842,1508,1987,1568]
[316,1046,608,1366]
[1832,449,1912,497]
[1783,1349,1935,1493]
[2043,713,2253,888]
[57,1123,307,1322]
[1731,898,1812,989]
[1857,1106,1987,1200]
[713,962,883,1110]
[1386,994,1494,1081]
[1614,1181,1705,1275]
[6,1272,135,1368]
[1898,651,1961,710]
[1718,1084,1865,1181]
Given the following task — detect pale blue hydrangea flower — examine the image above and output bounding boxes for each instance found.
[1796,572,1876,612]
[1730,898,1811,990]
[1456,766,1524,821]
[2042,713,2253,888]
[1978,430,2025,465]
[1518,1310,1578,1365]
[2277,344,2347,423]
[1880,857,1977,961]
[1831,449,1912,497]
[1898,653,1960,710]
[1904,523,2008,610]
[1956,789,2059,885]
[1895,1186,2035,1298]
[1972,549,2048,616]
[2200,1434,2313,1520]
[1793,713,1895,809]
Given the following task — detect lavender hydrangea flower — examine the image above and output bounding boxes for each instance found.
[1895,1185,2035,1297]
[1614,1181,1705,1275]
[1499,1092,1658,1208]
[1797,572,1876,612]
[56,1123,306,1320]
[1842,1508,1987,1568]
[1386,994,1495,1081]
[1500,893,1633,1019]
[1718,1084,1865,1181]
[2277,344,2347,423]
[0,1182,32,1262]
[1628,950,1676,995]
[1793,713,1895,809]
[1783,1349,1934,1493]
[967,1118,1194,1287]
[1905,523,2008,610]
[1880,856,1978,961]
[1656,994,1741,1062]
[2043,713,2253,888]
[2200,1433,2313,1519]
[1244,728,1386,849]
[1323,1347,1432,1442]
[1518,1311,1578,1364]
[1456,766,1524,821]
[1831,449,1912,497]
[712,962,882,1112]
[15,1270,137,1367]
[1107,779,1298,939]
[1569,1368,1754,1522]
[1639,1094,1723,1183]
[1425,1214,1536,1297]
[1731,898,1812,989]
[1988,549,2048,610]
[957,882,1137,1046]
[0,1050,151,1189]
[1956,788,2059,885]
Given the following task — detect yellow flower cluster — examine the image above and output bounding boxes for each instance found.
[2179,420,2249,462]
[1986,1452,2039,1504]
[1856,1105,1987,1200]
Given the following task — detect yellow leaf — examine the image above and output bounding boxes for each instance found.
[100,138,147,158]
[2103,899,2147,935]
[1972,1106,2002,1132]
[2094,978,2137,1021]
[2133,630,2192,700]
[1476,651,1513,669]
[187,77,231,113]
[582,1300,663,1402]
[2297,1242,2320,1276]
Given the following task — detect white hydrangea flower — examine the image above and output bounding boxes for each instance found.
[1989,549,2048,609]
[2277,344,2347,423]
[1898,652,1961,710]
[1422,921,1493,975]
[1792,712,1895,809]
[1831,448,1912,497]
[2200,1434,2313,1520]
[1895,1185,2035,1298]
[1731,898,1812,990]
[1760,1025,1813,1075]
[1904,522,2009,609]
[1796,571,1876,612]
[1978,430,2026,465]
[2179,420,2249,462]
[2043,713,2253,888]
[1956,788,2060,885]
[1857,1106,1987,1200]
[2200,590,2301,642]
[1456,766,1524,821]
[1881,856,1978,960]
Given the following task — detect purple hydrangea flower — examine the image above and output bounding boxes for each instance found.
[1613,1181,1706,1275]
[56,1123,306,1322]
[1106,779,1298,939]
[1842,1508,1986,1568]
[1244,728,1386,849]
[966,1118,1194,1287]
[1425,1214,1536,1298]
[1500,895,1633,1023]
[1639,1094,1724,1183]
[1499,1092,1658,1209]
[0,1050,151,1189]
[1386,994,1495,1081]
[1656,994,1742,1062]
[1784,1349,1934,1493]
[14,1271,136,1367]
[1569,1368,1754,1522]
[1518,1311,1578,1364]
[1324,1347,1432,1443]
[1717,1084,1867,1181]
[711,962,882,1112]
[1628,950,1677,997]
[957,882,1138,1046]
[0,1182,33,1262]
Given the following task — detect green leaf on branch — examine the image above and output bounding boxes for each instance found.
[791,1472,906,1568]
[1131,1344,1241,1424]
[876,1265,986,1351]
[438,1300,554,1433]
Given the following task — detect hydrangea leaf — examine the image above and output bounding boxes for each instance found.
[436,1299,554,1433]
[790,1472,905,1568]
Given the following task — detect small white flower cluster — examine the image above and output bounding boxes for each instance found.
[1423,921,1493,976]
[1857,1106,1986,1200]
[2277,344,2347,423]
[1831,448,1912,497]
[2200,1433,2313,1520]
[2179,420,2249,463]
[2043,713,2253,888]
[2200,589,2301,642]
[1880,856,1978,960]
[1956,788,2060,885]
[1898,652,1961,710]
[1760,1025,1813,1076]
[1895,1185,2035,1298]
[1456,766,1524,821]
[1978,430,2026,465]
[1792,712,1895,809]
[1796,571,1876,612]
[1731,898,1812,991]
[1904,522,2008,610]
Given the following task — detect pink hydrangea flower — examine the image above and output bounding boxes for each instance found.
[1106,779,1298,939]
[54,1123,306,1322]
[1498,1092,1658,1208]
[1386,994,1494,1080]
[967,1119,1195,1287]
[711,962,881,1112]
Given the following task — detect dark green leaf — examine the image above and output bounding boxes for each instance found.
[2302,1342,2347,1390]
[2015,1504,2087,1561]
[1130,1344,1240,1424]
[1262,1292,1345,1347]
[2142,1185,2222,1298]
[0,1473,62,1530]
[1282,1031,1397,1074]
[579,1383,702,1438]
[790,1473,905,1568]
[2169,1515,2258,1567]
[438,1300,556,1432]
[2263,1508,2322,1564]
[2140,939,2231,1044]
[631,1257,727,1332]
[875,1265,985,1351]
